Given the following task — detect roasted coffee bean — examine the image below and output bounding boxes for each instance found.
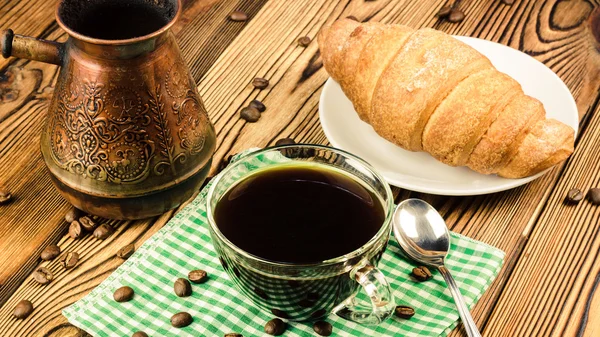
[501,0,514,5]
[0,190,12,204]
[313,321,333,336]
[264,318,285,336]
[171,312,193,328]
[132,332,148,337]
[94,224,114,240]
[437,5,452,17]
[311,308,327,319]
[254,287,269,300]
[117,244,135,259]
[566,188,584,203]
[448,9,465,23]
[297,36,311,47]
[41,244,61,261]
[229,10,248,22]
[224,334,243,337]
[64,207,82,223]
[412,266,432,282]
[275,138,296,146]
[69,220,83,239]
[188,269,208,284]
[249,99,266,112]
[32,267,53,285]
[61,252,79,270]
[240,106,261,122]
[174,278,192,297]
[270,308,289,319]
[218,156,234,172]
[252,77,269,89]
[13,300,33,319]
[395,305,415,319]
[588,188,600,205]
[113,286,134,302]
[79,216,97,232]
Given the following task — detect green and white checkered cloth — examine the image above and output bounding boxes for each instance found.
[63,150,505,337]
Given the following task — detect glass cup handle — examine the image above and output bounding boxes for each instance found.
[332,262,396,325]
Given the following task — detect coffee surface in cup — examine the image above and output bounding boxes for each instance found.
[214,164,385,263]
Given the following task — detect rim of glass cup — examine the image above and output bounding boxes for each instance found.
[206,144,394,269]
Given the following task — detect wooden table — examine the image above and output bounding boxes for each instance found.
[0,0,599,336]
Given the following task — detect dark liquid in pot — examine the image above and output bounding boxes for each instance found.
[71,1,171,40]
[214,164,385,263]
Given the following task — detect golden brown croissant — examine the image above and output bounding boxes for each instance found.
[317,19,575,178]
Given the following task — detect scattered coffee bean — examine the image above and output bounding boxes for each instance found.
[174,278,192,297]
[249,99,266,112]
[566,188,583,203]
[448,9,465,23]
[252,77,269,89]
[40,244,61,261]
[69,220,83,239]
[64,207,82,223]
[61,252,79,270]
[240,106,261,122]
[117,244,135,259]
[224,334,243,337]
[275,138,296,146]
[501,0,514,5]
[32,267,53,285]
[13,300,33,319]
[0,190,12,204]
[229,10,248,22]
[588,188,600,205]
[254,287,269,300]
[437,5,452,18]
[297,36,311,47]
[311,308,327,319]
[264,318,285,336]
[218,155,234,172]
[171,312,193,328]
[79,216,97,232]
[412,266,432,282]
[395,305,415,319]
[132,332,148,337]
[313,321,333,336]
[113,286,134,302]
[188,269,208,284]
[270,308,289,319]
[93,224,114,240]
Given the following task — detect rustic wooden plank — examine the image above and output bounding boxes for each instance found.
[0,0,268,334]
[0,0,598,336]
[483,106,600,336]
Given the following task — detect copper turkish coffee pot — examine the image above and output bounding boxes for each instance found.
[0,0,216,219]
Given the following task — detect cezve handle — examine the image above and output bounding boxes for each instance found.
[1,29,64,65]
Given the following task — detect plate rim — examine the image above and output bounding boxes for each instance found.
[318,35,579,196]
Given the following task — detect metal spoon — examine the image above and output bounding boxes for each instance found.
[392,198,481,337]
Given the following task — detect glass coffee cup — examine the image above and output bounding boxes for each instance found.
[206,145,396,324]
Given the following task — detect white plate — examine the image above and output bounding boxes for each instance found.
[319,36,579,196]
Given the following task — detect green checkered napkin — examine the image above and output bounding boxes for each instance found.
[63,150,505,337]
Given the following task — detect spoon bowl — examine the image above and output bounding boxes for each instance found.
[393,198,450,266]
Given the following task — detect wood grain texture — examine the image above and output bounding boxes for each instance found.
[0,0,599,336]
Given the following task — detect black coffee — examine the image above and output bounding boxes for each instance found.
[68,1,172,40]
[214,164,385,264]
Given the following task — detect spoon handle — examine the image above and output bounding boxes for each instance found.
[438,266,482,337]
